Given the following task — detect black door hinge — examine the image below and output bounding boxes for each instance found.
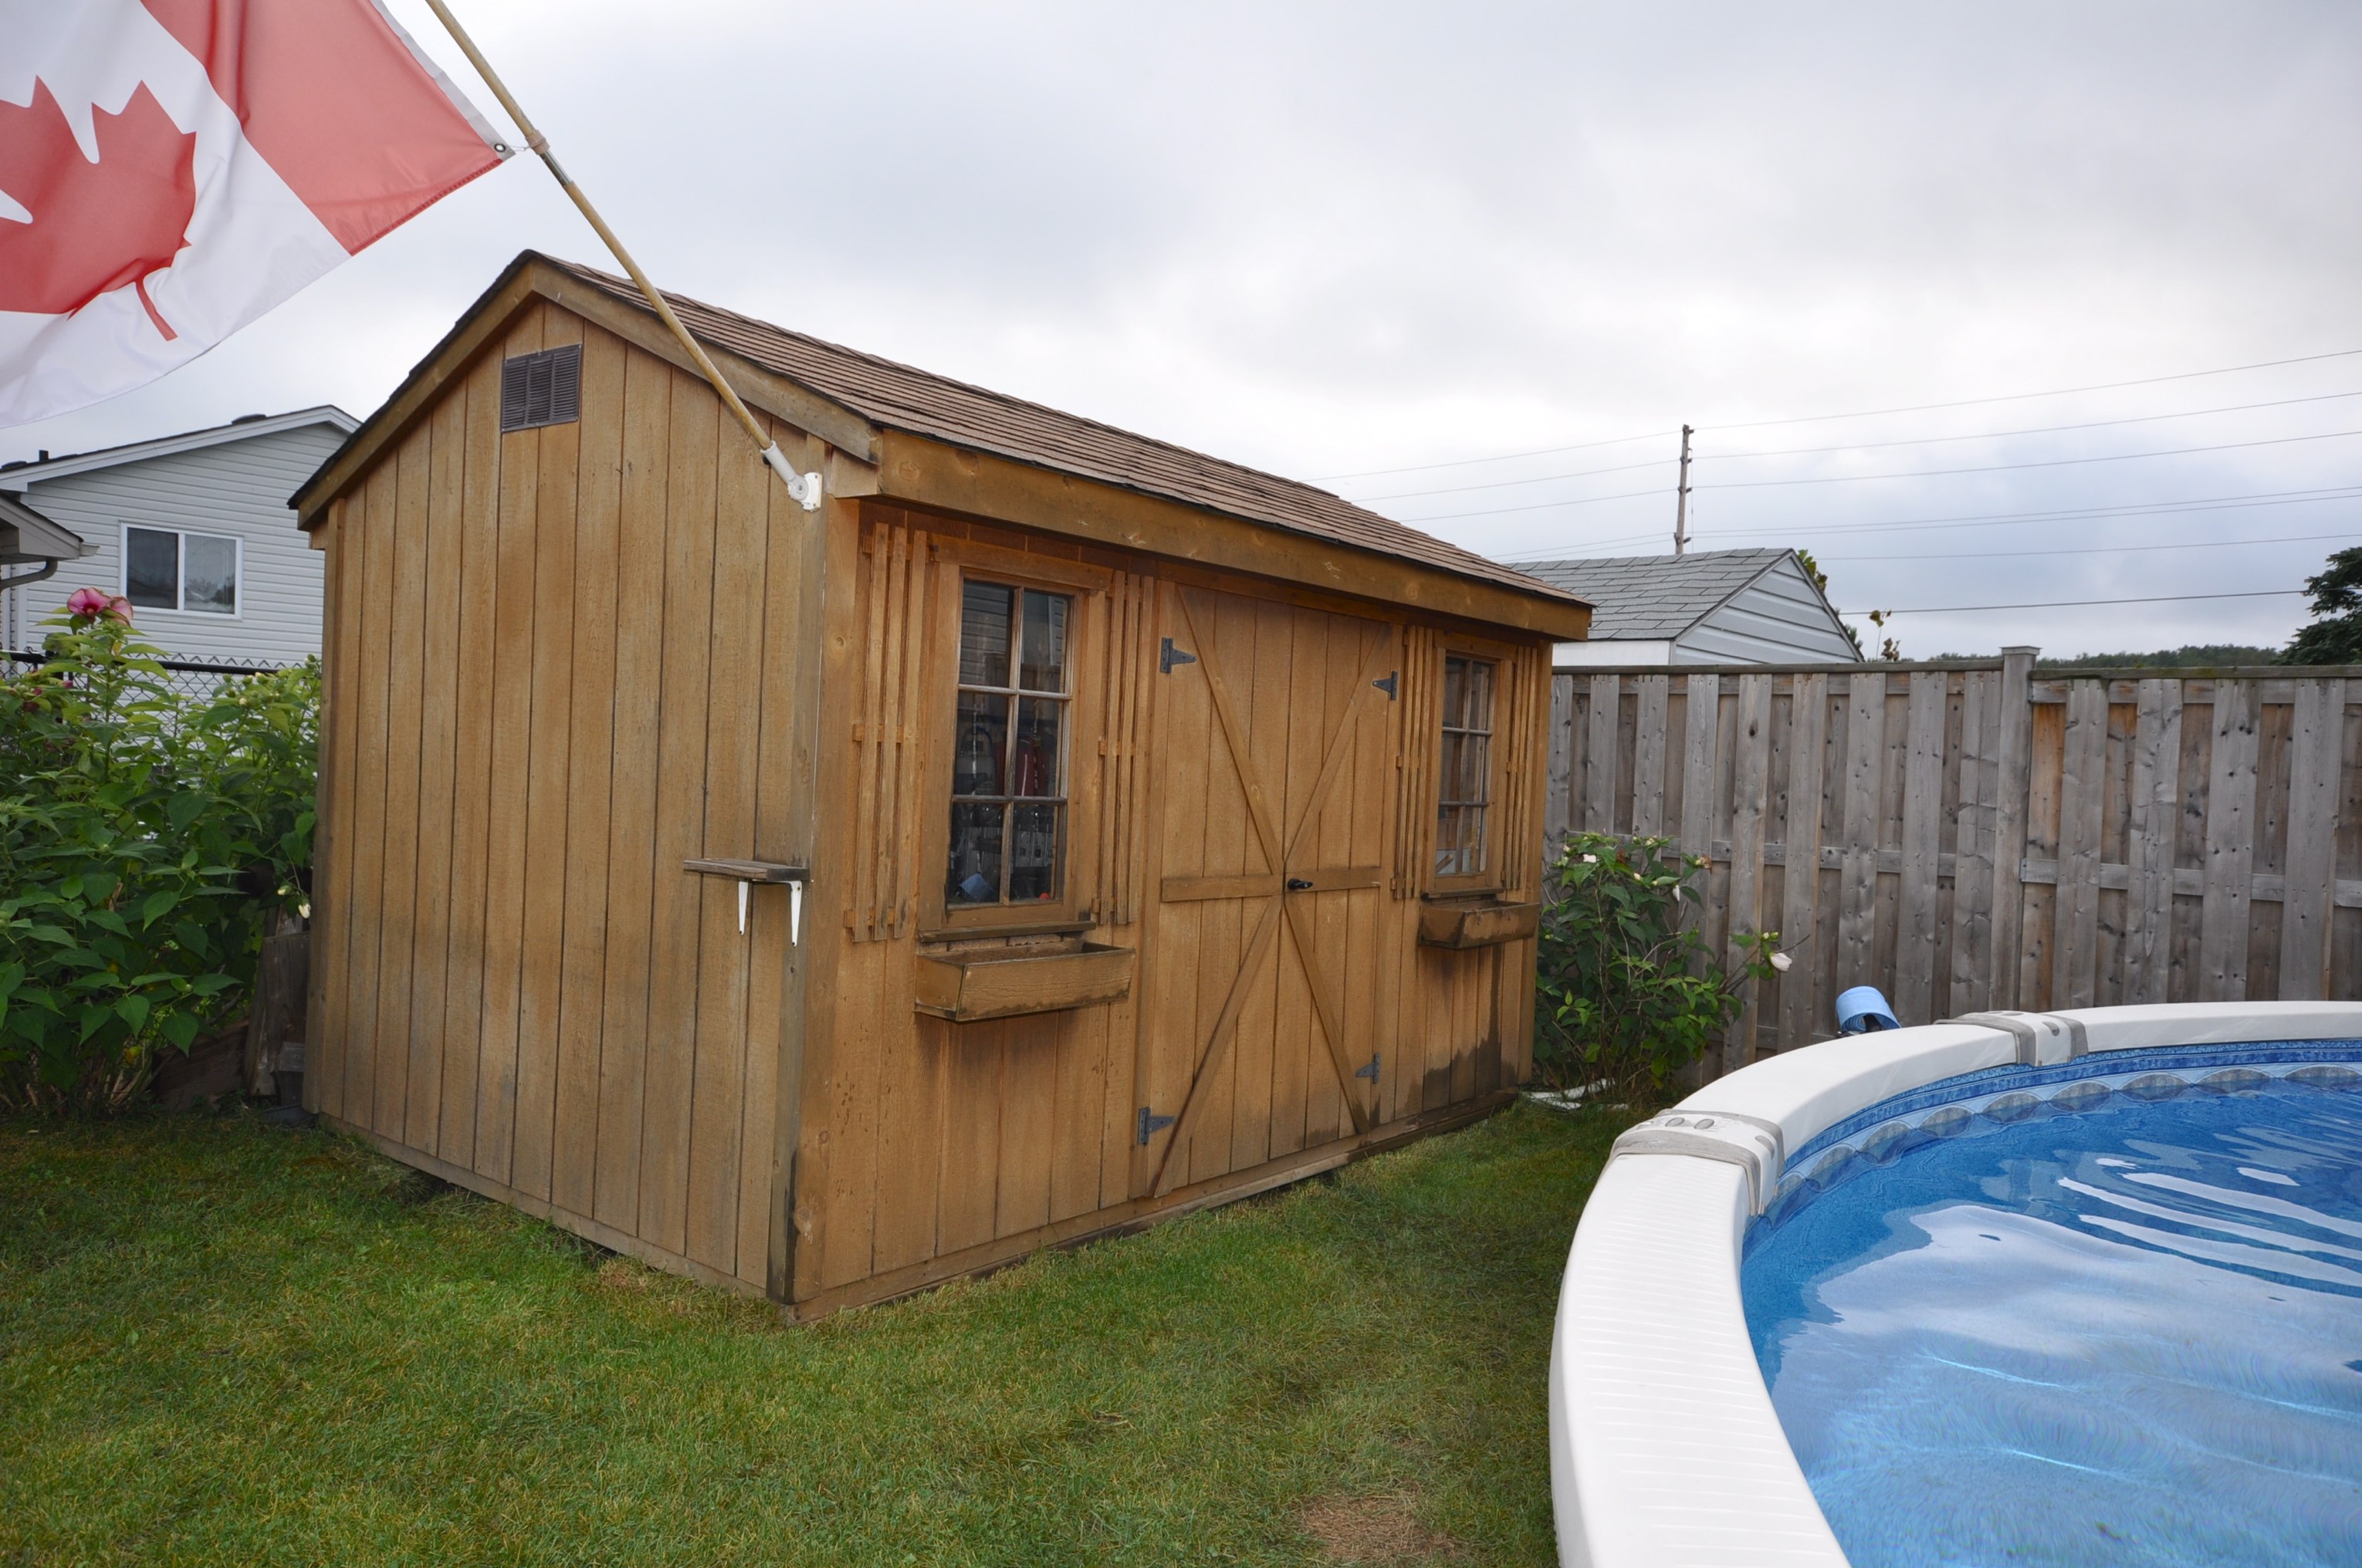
[1373,671,1398,699]
[1138,1106,1177,1144]
[1160,637,1197,674]
[1354,1053,1381,1082]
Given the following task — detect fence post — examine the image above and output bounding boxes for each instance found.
[1986,647,2038,1009]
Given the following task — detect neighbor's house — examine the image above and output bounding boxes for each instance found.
[1518,547,1859,667]
[289,252,1592,1318]
[0,407,357,664]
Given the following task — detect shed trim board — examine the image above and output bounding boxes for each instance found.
[300,265,1569,1317]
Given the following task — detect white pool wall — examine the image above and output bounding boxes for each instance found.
[1548,1000,2362,1568]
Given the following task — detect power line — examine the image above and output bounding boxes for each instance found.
[1311,426,1677,483]
[1354,390,2362,505]
[1866,589,2303,616]
[1348,452,1671,504]
[1701,427,2362,491]
[1399,485,1673,522]
[1486,485,2362,559]
[1320,346,2362,485]
[1699,390,2362,461]
[1422,479,2362,533]
[1814,529,2362,565]
[1699,347,2362,433]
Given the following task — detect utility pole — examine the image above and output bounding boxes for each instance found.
[1672,424,1694,556]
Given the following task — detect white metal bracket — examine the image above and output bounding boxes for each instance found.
[760,443,824,512]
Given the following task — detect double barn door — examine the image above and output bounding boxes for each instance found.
[1133,584,1403,1197]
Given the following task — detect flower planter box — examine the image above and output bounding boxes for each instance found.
[1417,898,1541,950]
[913,940,1135,1022]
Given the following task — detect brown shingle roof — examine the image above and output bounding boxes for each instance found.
[543,255,1581,608]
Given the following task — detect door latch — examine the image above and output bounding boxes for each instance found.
[1159,637,1197,674]
[1137,1106,1177,1145]
[1285,877,1315,891]
[1354,1053,1381,1082]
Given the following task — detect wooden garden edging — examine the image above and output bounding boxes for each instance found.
[1545,651,2362,1076]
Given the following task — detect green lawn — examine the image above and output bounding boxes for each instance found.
[0,1100,1625,1567]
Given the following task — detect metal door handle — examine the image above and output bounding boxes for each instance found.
[1286,877,1314,891]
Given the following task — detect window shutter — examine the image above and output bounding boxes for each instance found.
[499,344,584,433]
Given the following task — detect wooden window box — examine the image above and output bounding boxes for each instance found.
[1417,898,1541,950]
[914,940,1135,1022]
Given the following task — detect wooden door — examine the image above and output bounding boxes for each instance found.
[1134,583,1401,1197]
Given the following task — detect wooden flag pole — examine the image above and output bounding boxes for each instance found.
[417,0,819,508]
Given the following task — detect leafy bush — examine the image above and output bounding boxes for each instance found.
[0,605,316,1111]
[1533,832,1779,1100]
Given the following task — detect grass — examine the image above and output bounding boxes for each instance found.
[0,1099,1628,1567]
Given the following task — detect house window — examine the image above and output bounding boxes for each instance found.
[124,525,238,615]
[947,580,1071,906]
[1436,654,1495,878]
[499,344,582,433]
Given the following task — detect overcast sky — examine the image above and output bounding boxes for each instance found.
[8,0,2360,657]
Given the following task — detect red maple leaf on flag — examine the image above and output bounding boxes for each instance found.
[0,79,198,338]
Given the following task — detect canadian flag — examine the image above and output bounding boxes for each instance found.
[0,0,508,427]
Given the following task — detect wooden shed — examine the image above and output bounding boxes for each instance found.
[291,252,1592,1317]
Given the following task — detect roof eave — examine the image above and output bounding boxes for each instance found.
[293,252,885,527]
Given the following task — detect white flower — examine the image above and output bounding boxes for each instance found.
[1769,951,1794,972]
[1582,853,1599,863]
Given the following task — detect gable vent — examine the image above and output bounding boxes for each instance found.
[499,344,582,433]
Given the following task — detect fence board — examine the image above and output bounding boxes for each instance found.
[2280,678,2342,999]
[1777,674,1828,1051]
[1723,674,1773,1073]
[1894,672,1947,1022]
[1835,671,1883,997]
[2122,680,2183,1005]
[2200,681,2260,1001]
[1679,674,1719,863]
[1946,671,1996,1011]
[1584,672,1620,833]
[2051,679,2110,1010]
[1631,674,1669,837]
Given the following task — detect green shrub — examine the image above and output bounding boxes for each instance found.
[0,607,316,1111]
[1532,832,1778,1100]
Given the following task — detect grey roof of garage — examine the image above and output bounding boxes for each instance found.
[1514,549,1797,639]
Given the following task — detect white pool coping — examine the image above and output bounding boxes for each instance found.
[1547,1001,2362,1568]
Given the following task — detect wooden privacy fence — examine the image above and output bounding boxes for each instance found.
[1545,651,2362,1076]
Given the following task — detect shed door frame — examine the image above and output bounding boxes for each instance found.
[1142,586,1401,1197]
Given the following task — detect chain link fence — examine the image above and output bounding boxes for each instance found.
[4,649,286,704]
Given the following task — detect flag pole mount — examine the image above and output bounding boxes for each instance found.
[418,0,821,512]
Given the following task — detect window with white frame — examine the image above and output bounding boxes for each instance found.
[124,525,239,615]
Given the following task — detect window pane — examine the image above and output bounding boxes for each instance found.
[1442,655,1467,728]
[1465,661,1494,729]
[1457,733,1491,803]
[947,803,1005,904]
[125,527,177,610]
[952,691,1010,797]
[1019,589,1068,692]
[1009,802,1061,901]
[959,582,1013,688]
[182,534,236,614]
[1013,698,1062,797]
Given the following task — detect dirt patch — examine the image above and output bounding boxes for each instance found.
[1298,1493,1465,1564]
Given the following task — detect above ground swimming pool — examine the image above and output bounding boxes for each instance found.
[1548,1003,2362,1568]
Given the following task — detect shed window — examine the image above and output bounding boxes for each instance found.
[499,344,582,433]
[124,525,238,615]
[1435,654,1495,878]
[948,580,1071,906]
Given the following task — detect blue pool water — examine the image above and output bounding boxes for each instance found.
[1743,1064,2362,1566]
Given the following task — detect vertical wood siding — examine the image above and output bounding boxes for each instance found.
[1546,656,2362,1073]
[310,302,802,1293]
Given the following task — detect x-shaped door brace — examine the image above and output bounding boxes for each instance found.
[1149,590,1398,1197]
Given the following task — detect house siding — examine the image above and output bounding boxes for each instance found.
[3,422,347,665]
[1673,556,1859,664]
